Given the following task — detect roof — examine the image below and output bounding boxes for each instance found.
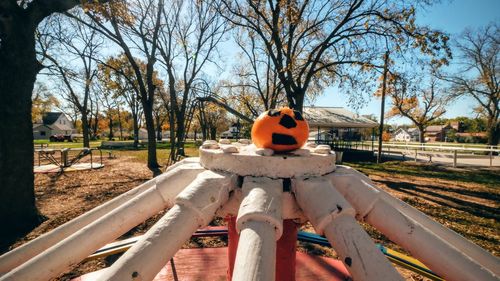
[393,128,409,135]
[33,123,53,130]
[425,125,445,132]
[303,107,378,128]
[42,112,63,125]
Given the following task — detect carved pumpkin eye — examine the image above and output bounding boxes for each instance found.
[279,114,297,129]
[251,107,309,152]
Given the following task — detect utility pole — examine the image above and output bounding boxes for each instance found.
[377,51,390,164]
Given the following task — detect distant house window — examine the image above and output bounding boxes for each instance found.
[63,120,66,125]
[41,131,46,136]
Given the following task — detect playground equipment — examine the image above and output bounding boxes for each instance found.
[34,147,104,173]
[1,141,499,281]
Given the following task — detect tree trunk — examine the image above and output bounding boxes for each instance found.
[117,105,123,140]
[132,112,139,149]
[156,123,162,141]
[486,118,500,146]
[175,118,186,157]
[92,103,99,140]
[143,102,160,176]
[81,112,90,148]
[0,16,41,248]
[287,89,305,112]
[108,115,114,140]
[168,118,176,163]
[418,125,426,144]
[210,126,217,140]
[155,115,162,141]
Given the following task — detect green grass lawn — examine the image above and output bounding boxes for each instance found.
[347,161,500,188]
[111,145,199,164]
[34,140,201,166]
[345,161,499,256]
[34,139,102,148]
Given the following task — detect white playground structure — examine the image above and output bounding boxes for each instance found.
[0,140,498,281]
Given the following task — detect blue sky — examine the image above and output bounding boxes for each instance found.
[312,0,500,125]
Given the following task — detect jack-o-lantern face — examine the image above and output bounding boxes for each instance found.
[251,107,309,152]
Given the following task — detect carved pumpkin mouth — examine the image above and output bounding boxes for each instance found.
[272,133,298,145]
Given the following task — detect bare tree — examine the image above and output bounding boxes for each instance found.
[227,30,285,114]
[73,0,165,174]
[219,0,450,112]
[157,0,227,162]
[443,24,499,145]
[37,14,102,147]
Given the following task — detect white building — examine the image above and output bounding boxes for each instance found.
[393,128,420,142]
[33,112,75,140]
[220,122,241,139]
[393,128,411,142]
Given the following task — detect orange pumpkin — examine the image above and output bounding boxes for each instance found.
[251,107,309,152]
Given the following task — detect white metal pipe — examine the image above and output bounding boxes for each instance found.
[98,170,232,281]
[0,164,204,281]
[164,157,200,172]
[233,221,277,281]
[0,162,203,274]
[331,165,500,276]
[365,199,498,281]
[293,177,403,281]
[232,177,283,281]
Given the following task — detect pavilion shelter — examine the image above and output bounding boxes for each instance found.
[303,107,378,150]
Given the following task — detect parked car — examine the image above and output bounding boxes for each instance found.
[49,134,83,142]
[49,134,67,142]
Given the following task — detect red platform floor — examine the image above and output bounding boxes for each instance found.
[73,247,351,281]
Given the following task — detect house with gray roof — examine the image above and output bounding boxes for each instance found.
[33,112,75,139]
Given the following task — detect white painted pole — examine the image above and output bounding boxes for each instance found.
[232,177,283,281]
[365,199,497,281]
[0,164,204,281]
[330,165,500,276]
[99,170,232,281]
[293,177,403,281]
[233,221,277,281]
[0,162,203,274]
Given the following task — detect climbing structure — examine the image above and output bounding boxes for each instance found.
[0,140,498,281]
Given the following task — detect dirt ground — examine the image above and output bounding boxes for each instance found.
[4,156,499,280]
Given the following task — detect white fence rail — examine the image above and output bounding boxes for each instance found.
[355,142,500,167]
